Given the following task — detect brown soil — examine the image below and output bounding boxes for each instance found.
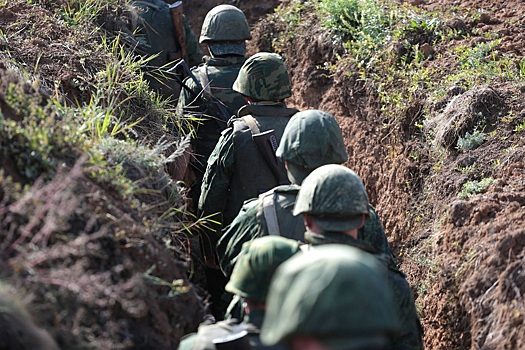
[1,0,525,349]
[252,0,525,349]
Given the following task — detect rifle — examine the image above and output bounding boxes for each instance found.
[168,1,187,63]
[243,116,290,186]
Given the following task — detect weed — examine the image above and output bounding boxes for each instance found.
[514,120,525,132]
[143,265,191,296]
[455,163,478,175]
[457,131,485,151]
[519,57,525,78]
[458,178,496,199]
[58,0,110,26]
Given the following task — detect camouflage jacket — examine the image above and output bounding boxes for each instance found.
[306,231,424,350]
[176,56,248,185]
[217,183,396,278]
[198,103,298,232]
[125,0,203,98]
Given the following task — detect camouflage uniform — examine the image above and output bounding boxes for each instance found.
[126,0,203,99]
[198,52,297,232]
[176,5,251,211]
[216,110,396,278]
[260,245,400,350]
[177,236,300,350]
[293,164,424,350]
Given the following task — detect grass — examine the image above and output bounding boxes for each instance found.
[1,0,193,218]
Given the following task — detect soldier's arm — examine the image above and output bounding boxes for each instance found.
[359,205,398,270]
[198,129,235,228]
[217,198,261,277]
[390,272,424,350]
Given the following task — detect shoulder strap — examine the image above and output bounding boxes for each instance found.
[196,65,212,96]
[242,115,261,135]
[259,190,280,236]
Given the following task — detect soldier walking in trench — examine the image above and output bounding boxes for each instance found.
[178,236,300,350]
[216,109,398,280]
[124,0,203,99]
[289,164,424,350]
[198,52,298,320]
[176,4,252,213]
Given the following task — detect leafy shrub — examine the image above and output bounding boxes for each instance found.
[458,178,496,199]
[318,0,393,63]
[457,131,485,150]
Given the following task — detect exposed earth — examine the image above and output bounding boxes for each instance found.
[1,0,525,349]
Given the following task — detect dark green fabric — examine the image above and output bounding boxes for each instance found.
[305,232,424,350]
[276,110,348,171]
[217,192,397,278]
[176,56,247,210]
[217,185,301,278]
[198,103,298,231]
[199,5,251,43]
[225,236,301,303]
[260,245,399,349]
[293,165,370,231]
[177,314,286,350]
[233,53,292,101]
[127,0,203,98]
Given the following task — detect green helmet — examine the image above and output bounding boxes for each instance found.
[225,236,301,304]
[260,245,399,349]
[199,5,251,43]
[293,164,369,231]
[233,52,292,101]
[0,285,59,350]
[276,109,348,184]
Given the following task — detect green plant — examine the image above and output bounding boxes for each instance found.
[514,119,525,132]
[458,178,496,199]
[455,163,478,175]
[59,0,105,26]
[457,130,485,150]
[143,265,191,296]
[317,0,393,65]
[519,57,525,78]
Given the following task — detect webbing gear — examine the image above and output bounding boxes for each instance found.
[260,189,280,236]
[243,116,289,186]
[171,60,232,122]
[242,115,260,134]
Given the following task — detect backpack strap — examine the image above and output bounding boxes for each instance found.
[259,189,280,236]
[242,115,261,135]
[196,65,212,96]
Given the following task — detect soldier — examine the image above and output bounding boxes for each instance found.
[176,4,252,212]
[216,109,396,278]
[124,0,203,99]
[290,164,424,350]
[260,245,400,350]
[177,236,300,350]
[0,284,59,350]
[197,52,298,319]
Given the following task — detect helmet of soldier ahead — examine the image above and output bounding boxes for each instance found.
[276,109,348,184]
[225,236,301,304]
[260,245,399,350]
[199,5,251,56]
[293,164,369,231]
[233,52,292,101]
